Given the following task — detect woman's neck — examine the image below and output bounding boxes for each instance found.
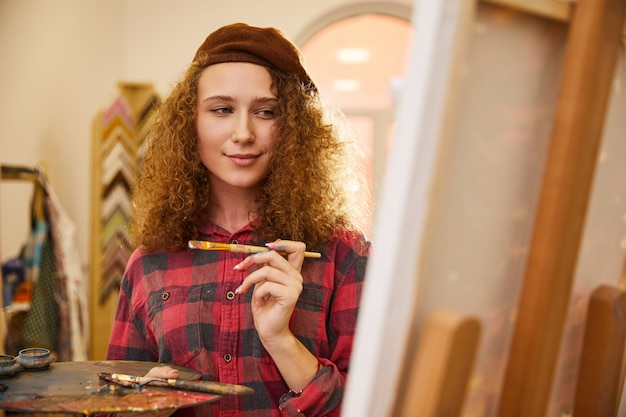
[208,188,258,234]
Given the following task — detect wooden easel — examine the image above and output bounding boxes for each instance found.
[344,0,626,416]
[408,0,626,415]
[398,310,481,417]
[498,0,626,415]
[572,285,626,416]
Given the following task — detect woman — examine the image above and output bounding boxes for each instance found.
[106,23,371,416]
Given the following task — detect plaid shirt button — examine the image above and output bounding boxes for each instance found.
[226,291,236,300]
[223,353,232,362]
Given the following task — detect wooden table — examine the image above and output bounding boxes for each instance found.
[0,360,222,415]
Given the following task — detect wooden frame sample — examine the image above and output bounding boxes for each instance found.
[89,83,159,360]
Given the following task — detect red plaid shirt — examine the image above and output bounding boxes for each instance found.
[106,221,370,416]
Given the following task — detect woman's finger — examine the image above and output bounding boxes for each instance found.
[235,261,301,295]
[267,239,307,269]
[234,240,306,272]
[252,279,300,306]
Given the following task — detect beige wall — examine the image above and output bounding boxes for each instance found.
[0,0,412,271]
[1,0,124,266]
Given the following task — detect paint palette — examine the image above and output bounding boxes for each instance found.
[0,360,222,415]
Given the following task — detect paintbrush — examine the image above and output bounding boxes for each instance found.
[188,240,322,258]
[98,372,254,396]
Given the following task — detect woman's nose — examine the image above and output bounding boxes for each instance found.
[232,115,254,143]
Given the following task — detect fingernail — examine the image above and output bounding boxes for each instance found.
[234,262,242,270]
[235,285,242,294]
[266,242,286,251]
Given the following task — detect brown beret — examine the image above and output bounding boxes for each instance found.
[193,23,315,90]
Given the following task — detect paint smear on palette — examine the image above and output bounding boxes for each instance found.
[0,386,221,414]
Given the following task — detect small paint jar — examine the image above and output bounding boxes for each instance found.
[0,355,21,377]
[16,348,53,370]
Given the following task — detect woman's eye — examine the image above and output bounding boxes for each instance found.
[213,107,233,114]
[257,109,275,118]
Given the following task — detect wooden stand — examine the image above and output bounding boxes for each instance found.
[344,0,626,416]
[90,83,159,360]
[399,311,481,417]
[573,285,626,416]
[498,0,626,415]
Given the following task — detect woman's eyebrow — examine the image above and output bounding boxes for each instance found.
[201,94,234,103]
[200,95,277,104]
[253,96,278,104]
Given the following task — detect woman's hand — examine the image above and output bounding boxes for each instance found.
[234,239,305,344]
[112,366,181,417]
[144,365,180,379]
[235,240,320,393]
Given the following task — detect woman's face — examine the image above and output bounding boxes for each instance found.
[196,62,277,194]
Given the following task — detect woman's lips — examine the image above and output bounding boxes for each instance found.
[227,154,259,167]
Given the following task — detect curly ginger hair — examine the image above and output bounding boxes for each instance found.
[130,60,371,252]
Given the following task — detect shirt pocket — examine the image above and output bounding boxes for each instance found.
[148,285,204,367]
[292,285,329,353]
[296,284,326,312]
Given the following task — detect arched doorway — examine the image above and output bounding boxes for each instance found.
[298,6,413,235]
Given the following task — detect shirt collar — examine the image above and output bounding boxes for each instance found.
[198,218,258,239]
